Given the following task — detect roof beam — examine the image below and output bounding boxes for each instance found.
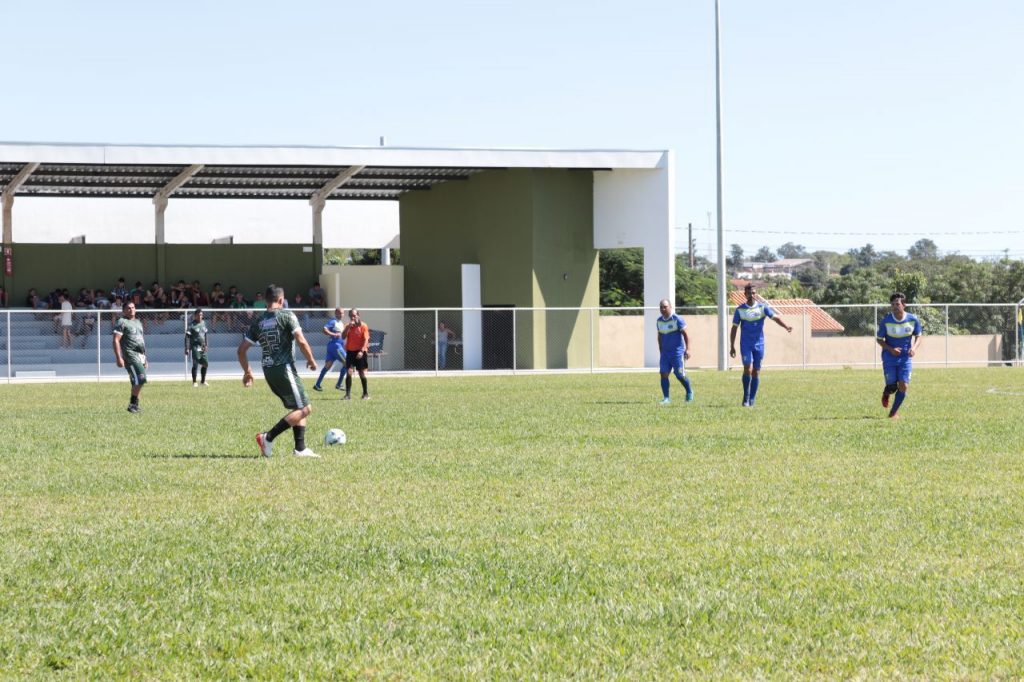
[309,165,365,207]
[154,164,204,203]
[3,162,40,244]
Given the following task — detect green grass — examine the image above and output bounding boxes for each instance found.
[2,368,1024,678]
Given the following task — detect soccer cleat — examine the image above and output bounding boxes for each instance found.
[888,413,900,420]
[342,394,351,400]
[201,382,210,388]
[685,392,694,402]
[361,394,370,400]
[660,397,670,405]
[312,385,323,392]
[747,400,755,407]
[127,404,140,413]
[293,448,321,458]
[881,391,890,408]
[742,401,750,407]
[193,382,198,388]
[256,432,273,458]
[334,384,343,390]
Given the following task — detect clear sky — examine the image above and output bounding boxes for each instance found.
[1,0,1021,259]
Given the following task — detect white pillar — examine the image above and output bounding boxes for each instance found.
[461,264,482,370]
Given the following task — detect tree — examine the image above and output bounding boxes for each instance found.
[777,242,808,259]
[675,255,717,306]
[846,243,880,269]
[599,248,644,308]
[728,244,745,269]
[891,269,926,302]
[753,246,777,263]
[907,238,939,261]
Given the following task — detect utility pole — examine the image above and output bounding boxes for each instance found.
[688,223,695,268]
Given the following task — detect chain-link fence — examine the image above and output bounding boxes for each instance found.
[2,303,1021,381]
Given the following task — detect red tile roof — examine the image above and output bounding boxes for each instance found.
[728,292,845,333]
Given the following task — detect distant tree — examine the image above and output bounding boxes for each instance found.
[846,243,881,269]
[728,244,745,269]
[753,246,777,262]
[777,242,808,259]
[675,255,717,306]
[907,238,939,261]
[599,248,644,308]
[891,269,926,302]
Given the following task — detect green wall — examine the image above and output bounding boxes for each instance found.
[2,244,322,305]
[400,168,598,369]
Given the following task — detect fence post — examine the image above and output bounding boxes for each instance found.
[6,311,10,383]
[801,310,806,369]
[590,307,595,373]
[873,305,878,370]
[96,310,102,381]
[512,308,517,375]
[944,304,949,367]
[434,309,439,375]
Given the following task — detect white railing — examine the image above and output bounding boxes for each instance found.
[0,303,1020,382]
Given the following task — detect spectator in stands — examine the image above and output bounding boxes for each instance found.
[437,321,455,370]
[227,285,239,301]
[131,281,146,302]
[308,282,326,309]
[191,280,209,307]
[169,285,186,308]
[0,285,7,308]
[211,291,228,327]
[111,277,129,302]
[253,292,267,310]
[143,287,156,308]
[76,287,94,308]
[230,291,249,331]
[58,293,73,347]
[25,288,38,307]
[291,292,309,325]
[94,289,111,309]
[109,296,124,331]
[209,282,224,303]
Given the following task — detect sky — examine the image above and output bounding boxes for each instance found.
[1,0,1022,260]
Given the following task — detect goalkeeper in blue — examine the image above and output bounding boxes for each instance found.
[729,284,792,406]
[656,299,693,404]
[876,292,922,419]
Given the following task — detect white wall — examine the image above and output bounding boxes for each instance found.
[593,157,675,367]
[8,196,402,247]
[12,196,154,243]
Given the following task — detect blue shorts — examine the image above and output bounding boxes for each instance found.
[324,345,345,364]
[883,361,912,385]
[740,346,765,370]
[660,350,685,374]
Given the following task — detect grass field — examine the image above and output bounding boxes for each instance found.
[2,368,1023,678]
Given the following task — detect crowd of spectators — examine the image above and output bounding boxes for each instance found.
[5,278,331,342]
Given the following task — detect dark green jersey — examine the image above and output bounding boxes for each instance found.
[113,317,146,357]
[186,321,208,350]
[245,308,301,368]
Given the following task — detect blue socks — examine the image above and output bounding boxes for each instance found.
[742,374,751,402]
[315,366,329,388]
[750,377,760,402]
[890,390,906,417]
[661,377,670,399]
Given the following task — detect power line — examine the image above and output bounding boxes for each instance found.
[683,226,1024,237]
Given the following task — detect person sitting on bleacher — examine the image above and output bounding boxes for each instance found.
[0,285,7,308]
[111,278,129,302]
[191,280,209,307]
[94,289,111,309]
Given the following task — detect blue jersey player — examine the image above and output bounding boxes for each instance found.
[656,299,693,404]
[313,307,347,391]
[876,292,922,419]
[729,284,792,406]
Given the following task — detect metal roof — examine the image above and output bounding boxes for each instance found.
[0,162,483,201]
[0,143,669,202]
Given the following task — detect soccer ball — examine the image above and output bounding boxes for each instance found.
[324,428,347,446]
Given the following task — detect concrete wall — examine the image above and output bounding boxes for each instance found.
[399,168,598,369]
[3,244,321,307]
[599,315,1003,369]
[320,265,405,370]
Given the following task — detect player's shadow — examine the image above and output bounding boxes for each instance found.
[156,452,259,460]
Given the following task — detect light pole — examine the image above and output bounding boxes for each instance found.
[714,0,728,370]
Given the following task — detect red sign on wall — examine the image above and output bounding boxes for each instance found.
[3,247,11,276]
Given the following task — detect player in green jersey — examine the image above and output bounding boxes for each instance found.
[237,284,321,458]
[112,301,148,413]
[185,308,210,387]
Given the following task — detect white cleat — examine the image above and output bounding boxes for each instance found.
[256,432,273,458]
[293,448,321,458]
[193,382,198,387]
[201,382,210,388]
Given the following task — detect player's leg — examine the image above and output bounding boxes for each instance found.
[126,358,146,412]
[672,354,692,401]
[314,358,333,391]
[334,359,347,390]
[199,356,209,385]
[889,365,911,418]
[191,358,199,385]
[659,354,672,402]
[740,347,754,405]
[882,365,898,409]
[259,365,318,457]
[748,348,764,405]
[358,364,369,399]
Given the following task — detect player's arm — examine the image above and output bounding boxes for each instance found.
[908,334,922,357]
[321,324,334,338]
[184,333,190,357]
[112,331,125,367]
[294,329,318,371]
[876,335,900,356]
[682,328,691,359]
[772,315,793,333]
[237,337,255,386]
[729,324,738,358]
[360,324,370,354]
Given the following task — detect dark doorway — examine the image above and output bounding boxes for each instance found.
[483,305,515,370]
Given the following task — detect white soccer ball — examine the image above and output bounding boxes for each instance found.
[324,428,347,446]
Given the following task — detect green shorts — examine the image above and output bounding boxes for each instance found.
[190,349,208,366]
[125,354,147,386]
[263,363,309,411]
